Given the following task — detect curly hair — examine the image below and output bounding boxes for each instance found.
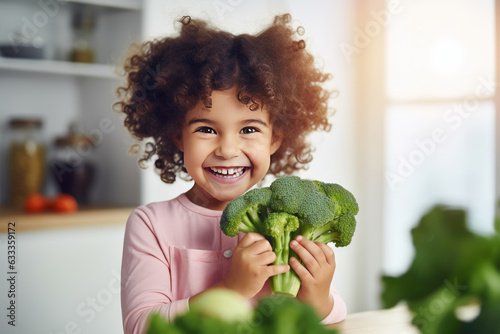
[114,14,333,184]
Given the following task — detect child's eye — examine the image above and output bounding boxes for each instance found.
[240,127,259,134]
[195,127,216,134]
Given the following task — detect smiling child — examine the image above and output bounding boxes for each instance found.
[116,14,347,334]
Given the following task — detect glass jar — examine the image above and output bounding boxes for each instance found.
[8,118,46,207]
[69,7,96,63]
[51,123,96,204]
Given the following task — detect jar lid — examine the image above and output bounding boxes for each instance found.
[9,118,42,129]
[54,134,94,147]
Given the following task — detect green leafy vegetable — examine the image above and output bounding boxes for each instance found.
[146,293,339,334]
[220,175,359,297]
[381,205,500,334]
[188,288,253,323]
[253,296,340,334]
[146,289,251,334]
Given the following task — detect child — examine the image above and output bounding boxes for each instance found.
[116,14,347,334]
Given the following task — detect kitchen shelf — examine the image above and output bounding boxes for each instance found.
[0,0,143,208]
[0,206,134,233]
[5,0,142,11]
[67,0,142,11]
[0,57,119,79]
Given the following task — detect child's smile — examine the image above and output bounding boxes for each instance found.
[206,167,248,180]
[176,88,282,210]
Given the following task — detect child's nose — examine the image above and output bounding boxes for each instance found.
[215,135,241,159]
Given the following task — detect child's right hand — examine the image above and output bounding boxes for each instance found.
[221,232,290,299]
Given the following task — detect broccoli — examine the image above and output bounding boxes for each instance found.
[269,176,317,214]
[220,175,359,297]
[296,181,358,247]
[300,211,357,247]
[321,182,359,216]
[220,187,272,237]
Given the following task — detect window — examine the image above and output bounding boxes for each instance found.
[383,0,497,275]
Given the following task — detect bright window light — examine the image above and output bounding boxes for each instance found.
[386,0,495,101]
[384,101,496,275]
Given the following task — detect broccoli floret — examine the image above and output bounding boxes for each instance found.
[296,181,357,248]
[295,183,338,227]
[263,212,300,241]
[269,175,310,214]
[321,182,359,215]
[310,211,357,247]
[263,212,301,297]
[220,187,272,237]
[270,177,338,226]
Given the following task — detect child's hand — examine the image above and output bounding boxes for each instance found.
[221,232,290,299]
[289,235,336,319]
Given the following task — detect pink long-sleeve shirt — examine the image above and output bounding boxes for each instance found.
[121,194,347,334]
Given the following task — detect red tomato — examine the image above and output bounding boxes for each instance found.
[52,194,78,213]
[24,193,50,213]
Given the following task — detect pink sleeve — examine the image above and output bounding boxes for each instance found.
[121,208,189,334]
[320,286,347,325]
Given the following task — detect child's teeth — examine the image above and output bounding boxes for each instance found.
[210,167,245,178]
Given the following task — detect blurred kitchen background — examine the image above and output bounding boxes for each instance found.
[0,0,498,333]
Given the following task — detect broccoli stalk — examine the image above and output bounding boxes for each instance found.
[220,176,359,298]
[238,205,265,234]
[263,212,302,297]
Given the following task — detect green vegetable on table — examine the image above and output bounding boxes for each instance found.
[253,295,339,334]
[381,205,500,334]
[146,289,339,334]
[220,175,359,297]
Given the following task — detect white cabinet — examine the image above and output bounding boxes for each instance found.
[0,0,143,207]
[0,223,127,334]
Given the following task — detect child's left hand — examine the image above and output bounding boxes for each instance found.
[289,235,336,319]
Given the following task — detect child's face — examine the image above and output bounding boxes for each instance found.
[176,88,282,210]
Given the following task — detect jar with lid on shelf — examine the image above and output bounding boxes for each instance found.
[50,123,96,204]
[8,118,46,207]
[69,5,96,63]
